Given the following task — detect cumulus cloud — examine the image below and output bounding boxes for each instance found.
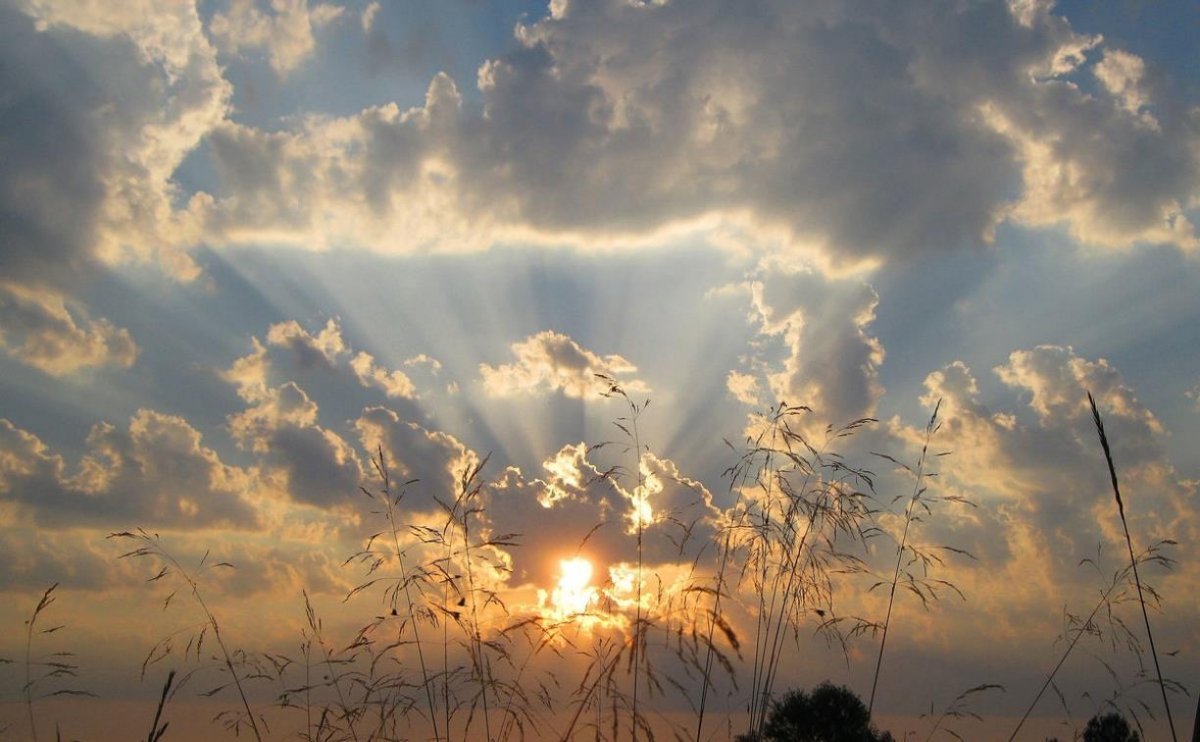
[177,0,1199,267]
[480,330,649,400]
[226,317,425,402]
[216,318,451,509]
[907,346,1195,572]
[0,411,261,528]
[209,0,345,75]
[225,374,365,508]
[350,351,417,399]
[354,406,479,512]
[742,261,884,424]
[3,0,1196,303]
[360,0,380,33]
[0,0,230,365]
[726,370,760,406]
[7,0,231,281]
[0,285,137,375]
[266,318,347,369]
[486,443,720,588]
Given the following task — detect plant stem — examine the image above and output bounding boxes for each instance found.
[375,451,441,742]
[1088,392,1178,741]
[869,400,939,718]
[1009,576,1121,741]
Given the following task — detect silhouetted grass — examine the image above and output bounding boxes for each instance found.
[1088,391,1178,741]
[1,390,1190,741]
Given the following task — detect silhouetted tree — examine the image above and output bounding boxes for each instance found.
[1083,712,1139,742]
[737,682,894,742]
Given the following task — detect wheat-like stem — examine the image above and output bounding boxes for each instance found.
[868,399,940,718]
[1088,392,1177,741]
[111,531,263,742]
[370,449,442,742]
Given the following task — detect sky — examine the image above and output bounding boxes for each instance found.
[1,0,1199,739]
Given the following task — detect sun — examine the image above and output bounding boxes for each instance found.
[549,556,597,619]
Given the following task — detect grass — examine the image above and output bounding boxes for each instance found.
[1088,392,1177,741]
[1,390,1189,740]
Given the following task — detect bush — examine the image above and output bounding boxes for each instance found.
[737,682,894,742]
[1082,711,1139,742]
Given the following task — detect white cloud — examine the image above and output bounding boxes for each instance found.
[0,411,261,528]
[0,284,137,376]
[3,0,1196,305]
[745,260,884,424]
[360,0,380,33]
[910,347,1194,566]
[1094,49,1153,119]
[179,0,1200,267]
[350,351,417,399]
[266,318,347,368]
[726,370,760,406]
[225,317,429,405]
[480,330,649,400]
[10,0,231,281]
[209,0,344,75]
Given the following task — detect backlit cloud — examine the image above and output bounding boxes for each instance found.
[908,347,1194,572]
[209,0,345,75]
[746,261,884,424]
[480,330,649,400]
[0,411,261,529]
[166,0,1198,268]
[0,285,137,376]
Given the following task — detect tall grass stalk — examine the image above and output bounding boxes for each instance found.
[1087,392,1177,741]
[754,415,876,732]
[721,404,877,739]
[146,669,176,742]
[360,447,442,741]
[456,453,495,741]
[110,530,264,742]
[21,583,91,742]
[693,404,788,741]
[868,400,940,718]
[598,373,650,740]
[1007,540,1175,741]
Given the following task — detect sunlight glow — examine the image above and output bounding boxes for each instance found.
[550,557,597,618]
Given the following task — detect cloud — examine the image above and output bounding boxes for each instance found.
[350,351,417,399]
[266,318,347,369]
[0,284,138,375]
[743,260,884,424]
[8,0,231,280]
[226,317,424,402]
[209,0,345,75]
[4,0,1196,304]
[480,330,649,400]
[354,406,479,513]
[178,0,1199,267]
[726,370,760,406]
[907,346,1195,572]
[360,0,380,33]
[0,411,261,529]
[486,443,721,588]
[217,319,450,509]
[0,0,230,364]
[0,529,142,592]
[225,377,366,508]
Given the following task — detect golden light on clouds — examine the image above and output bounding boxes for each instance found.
[551,556,596,617]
